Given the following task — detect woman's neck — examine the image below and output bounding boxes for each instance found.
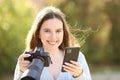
[45,47,61,55]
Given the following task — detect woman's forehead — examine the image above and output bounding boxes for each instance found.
[41,18,63,29]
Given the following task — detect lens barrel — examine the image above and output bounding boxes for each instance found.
[21,59,44,80]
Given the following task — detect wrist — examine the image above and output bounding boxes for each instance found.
[73,70,83,78]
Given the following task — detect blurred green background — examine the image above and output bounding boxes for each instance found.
[0,0,120,80]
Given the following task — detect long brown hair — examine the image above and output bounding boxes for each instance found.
[26,6,73,51]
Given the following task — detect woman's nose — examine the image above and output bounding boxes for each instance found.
[50,33,57,39]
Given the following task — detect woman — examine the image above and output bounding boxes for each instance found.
[14,6,91,80]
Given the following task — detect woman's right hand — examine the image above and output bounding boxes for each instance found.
[18,53,31,72]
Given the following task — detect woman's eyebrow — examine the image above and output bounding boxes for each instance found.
[57,28,63,30]
[42,28,63,30]
[42,28,50,30]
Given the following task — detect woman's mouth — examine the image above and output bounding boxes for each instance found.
[47,41,57,45]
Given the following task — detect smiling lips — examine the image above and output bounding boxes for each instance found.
[47,41,57,45]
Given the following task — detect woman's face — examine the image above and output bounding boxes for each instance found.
[39,18,64,50]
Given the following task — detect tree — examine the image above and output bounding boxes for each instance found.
[105,0,120,65]
[56,0,120,67]
[0,0,33,75]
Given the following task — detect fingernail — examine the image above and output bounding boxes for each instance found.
[65,62,68,64]
[70,60,73,62]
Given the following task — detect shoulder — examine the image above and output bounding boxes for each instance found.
[77,52,86,63]
[78,52,85,59]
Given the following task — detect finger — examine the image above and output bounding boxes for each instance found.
[18,54,31,61]
[63,65,76,74]
[70,60,81,67]
[64,62,80,69]
[64,62,76,68]
[63,64,75,72]
[19,60,30,67]
[19,61,30,68]
[70,61,82,71]
[63,62,83,76]
[63,65,82,77]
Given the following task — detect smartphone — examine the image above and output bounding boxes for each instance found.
[61,47,80,72]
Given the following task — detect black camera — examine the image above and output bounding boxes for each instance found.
[20,47,51,80]
[24,47,51,66]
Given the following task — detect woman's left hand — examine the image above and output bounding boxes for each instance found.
[63,60,83,77]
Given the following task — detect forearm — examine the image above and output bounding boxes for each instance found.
[74,71,92,80]
[74,72,85,80]
[75,52,92,80]
[14,63,23,80]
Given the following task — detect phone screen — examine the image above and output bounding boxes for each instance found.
[61,47,80,72]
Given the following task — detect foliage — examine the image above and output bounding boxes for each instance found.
[105,0,120,65]
[0,0,120,77]
[56,0,120,67]
[0,0,33,75]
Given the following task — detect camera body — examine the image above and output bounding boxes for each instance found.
[24,47,51,66]
[21,47,51,80]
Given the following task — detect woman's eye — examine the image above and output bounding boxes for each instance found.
[56,30,60,32]
[56,30,62,33]
[44,30,50,32]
